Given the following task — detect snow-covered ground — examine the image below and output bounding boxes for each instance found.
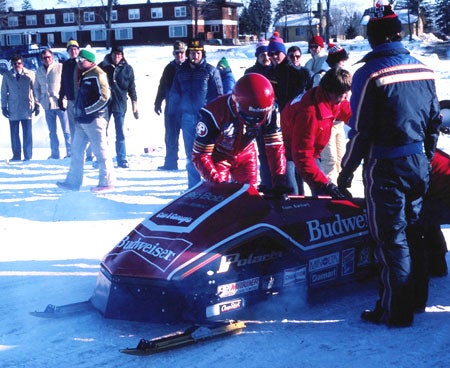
[0,37,449,368]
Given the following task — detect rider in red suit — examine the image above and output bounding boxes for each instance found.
[192,73,288,192]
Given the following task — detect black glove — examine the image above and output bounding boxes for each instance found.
[34,104,40,116]
[154,104,162,115]
[323,182,349,200]
[270,174,293,199]
[2,107,9,118]
[58,98,66,111]
[337,172,354,198]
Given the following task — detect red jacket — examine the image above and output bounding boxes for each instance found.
[192,95,286,186]
[281,87,351,189]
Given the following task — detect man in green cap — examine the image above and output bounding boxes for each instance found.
[57,49,115,193]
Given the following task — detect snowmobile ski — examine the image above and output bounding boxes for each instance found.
[120,320,246,355]
[30,300,94,318]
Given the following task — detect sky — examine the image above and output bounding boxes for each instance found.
[0,36,449,367]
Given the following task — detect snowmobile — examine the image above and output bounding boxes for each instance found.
[88,100,450,323]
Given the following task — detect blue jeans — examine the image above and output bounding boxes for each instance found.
[256,134,272,189]
[64,118,115,189]
[108,111,127,164]
[286,160,304,195]
[163,111,181,168]
[45,109,71,158]
[9,119,32,160]
[181,113,201,188]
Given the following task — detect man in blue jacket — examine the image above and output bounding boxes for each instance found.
[337,1,442,327]
[169,39,223,189]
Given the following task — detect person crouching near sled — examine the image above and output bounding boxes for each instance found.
[192,73,290,196]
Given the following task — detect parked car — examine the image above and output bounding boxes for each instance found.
[0,45,67,75]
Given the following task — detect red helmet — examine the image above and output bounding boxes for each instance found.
[232,73,275,126]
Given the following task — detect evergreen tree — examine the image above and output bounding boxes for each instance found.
[239,0,272,37]
[274,0,308,24]
[22,0,33,11]
[0,0,7,12]
[433,0,449,35]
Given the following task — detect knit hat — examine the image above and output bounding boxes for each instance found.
[217,57,229,70]
[268,32,286,55]
[111,45,124,54]
[255,39,269,57]
[308,35,325,48]
[367,0,402,40]
[66,39,79,50]
[79,49,96,63]
[173,40,186,53]
[187,39,204,52]
[326,44,349,67]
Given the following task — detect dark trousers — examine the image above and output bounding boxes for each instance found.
[9,119,32,160]
[108,111,127,164]
[364,153,430,325]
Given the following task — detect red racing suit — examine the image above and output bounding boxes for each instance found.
[192,94,286,186]
[281,86,351,192]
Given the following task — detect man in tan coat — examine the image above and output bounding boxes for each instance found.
[34,48,71,159]
[1,54,38,161]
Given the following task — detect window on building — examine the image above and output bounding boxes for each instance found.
[61,31,77,43]
[47,34,55,44]
[115,28,133,40]
[228,7,232,16]
[63,12,75,24]
[151,8,163,19]
[7,34,22,46]
[174,6,186,17]
[26,15,37,26]
[169,25,187,38]
[128,9,140,20]
[84,12,95,23]
[211,25,220,33]
[106,10,118,21]
[91,29,106,41]
[295,27,307,37]
[8,16,19,27]
[45,14,56,25]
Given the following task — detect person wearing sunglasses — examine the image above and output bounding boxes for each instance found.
[154,40,187,171]
[1,54,38,161]
[192,73,289,197]
[34,48,71,160]
[57,49,115,193]
[287,45,303,69]
[305,35,329,87]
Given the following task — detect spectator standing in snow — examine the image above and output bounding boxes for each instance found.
[337,1,442,327]
[99,45,139,169]
[267,32,311,195]
[57,49,115,193]
[192,73,288,194]
[282,67,352,198]
[1,54,38,161]
[34,48,71,160]
[216,57,235,94]
[169,39,223,188]
[154,40,187,171]
[320,44,350,184]
[305,35,329,87]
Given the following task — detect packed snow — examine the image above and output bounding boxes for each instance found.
[0,36,449,368]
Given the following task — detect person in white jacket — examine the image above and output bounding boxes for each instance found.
[34,48,71,159]
[305,35,329,87]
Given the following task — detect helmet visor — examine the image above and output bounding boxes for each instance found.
[238,110,271,127]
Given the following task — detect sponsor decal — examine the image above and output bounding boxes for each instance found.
[217,251,283,273]
[217,277,259,298]
[283,266,307,286]
[196,121,208,137]
[206,298,244,318]
[155,211,193,224]
[309,252,340,272]
[311,267,338,285]
[114,235,191,272]
[183,191,226,203]
[248,105,271,113]
[357,246,372,267]
[341,248,355,276]
[306,210,368,242]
